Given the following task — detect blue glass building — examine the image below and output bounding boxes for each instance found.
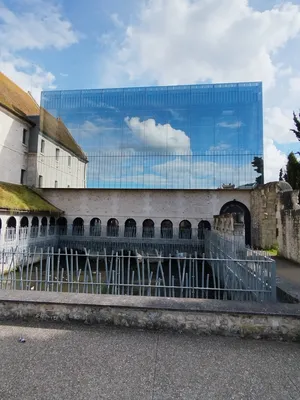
[41,82,263,189]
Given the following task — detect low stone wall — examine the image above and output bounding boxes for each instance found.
[0,291,300,341]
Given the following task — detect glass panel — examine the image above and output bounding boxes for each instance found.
[40,82,263,189]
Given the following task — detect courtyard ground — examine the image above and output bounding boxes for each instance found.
[0,321,299,400]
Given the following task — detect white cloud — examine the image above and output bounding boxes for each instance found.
[264,107,296,144]
[99,0,300,183]
[264,137,287,182]
[102,0,300,89]
[0,0,79,102]
[0,1,79,51]
[124,116,191,154]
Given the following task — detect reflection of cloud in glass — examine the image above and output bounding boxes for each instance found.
[124,117,191,154]
[216,121,242,128]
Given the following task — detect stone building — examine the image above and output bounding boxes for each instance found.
[0,72,88,188]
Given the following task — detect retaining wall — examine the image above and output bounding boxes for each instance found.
[1,291,300,341]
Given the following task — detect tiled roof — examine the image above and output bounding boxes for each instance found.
[40,108,87,161]
[0,182,62,214]
[0,72,87,161]
[0,72,39,119]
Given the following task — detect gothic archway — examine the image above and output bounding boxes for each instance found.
[220,200,251,246]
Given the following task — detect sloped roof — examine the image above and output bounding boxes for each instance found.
[40,108,87,161]
[0,182,62,214]
[0,72,87,161]
[0,72,39,120]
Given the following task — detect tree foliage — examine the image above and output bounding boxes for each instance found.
[284,152,300,190]
[251,156,264,184]
[290,111,300,142]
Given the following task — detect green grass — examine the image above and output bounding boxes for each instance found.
[0,181,61,213]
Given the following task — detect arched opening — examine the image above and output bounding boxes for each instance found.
[31,216,39,238]
[7,216,16,228]
[198,220,211,240]
[56,217,67,235]
[20,216,29,227]
[0,218,2,232]
[143,219,154,238]
[19,216,29,239]
[179,220,192,239]
[72,217,84,236]
[90,218,101,236]
[107,218,119,237]
[161,219,173,239]
[220,200,251,246]
[6,216,16,241]
[49,217,56,235]
[40,217,48,236]
[124,219,136,237]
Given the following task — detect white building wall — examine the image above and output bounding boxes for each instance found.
[0,107,30,184]
[34,134,86,188]
[42,188,251,233]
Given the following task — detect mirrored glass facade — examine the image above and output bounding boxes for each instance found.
[41,82,263,189]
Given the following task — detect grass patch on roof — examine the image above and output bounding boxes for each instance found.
[0,182,61,213]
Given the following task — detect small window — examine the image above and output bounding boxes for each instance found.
[20,169,26,184]
[22,129,27,145]
[55,180,58,188]
[55,148,60,161]
[40,139,45,153]
[68,156,71,167]
[38,175,43,188]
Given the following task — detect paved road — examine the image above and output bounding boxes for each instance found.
[275,256,300,285]
[0,321,300,400]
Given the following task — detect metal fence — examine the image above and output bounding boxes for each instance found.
[0,231,276,302]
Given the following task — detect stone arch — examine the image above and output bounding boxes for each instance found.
[90,218,101,236]
[6,216,17,240]
[179,220,192,239]
[40,217,48,236]
[20,216,29,227]
[31,216,39,238]
[57,217,67,235]
[143,219,154,238]
[7,216,16,228]
[72,217,84,236]
[124,218,136,237]
[198,220,211,240]
[107,218,119,237]
[49,217,56,235]
[161,219,173,239]
[220,200,251,246]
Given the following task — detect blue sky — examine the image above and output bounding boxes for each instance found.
[1,0,300,183]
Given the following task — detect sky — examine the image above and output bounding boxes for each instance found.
[1,0,300,184]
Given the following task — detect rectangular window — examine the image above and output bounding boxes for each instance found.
[38,175,43,188]
[55,148,60,161]
[55,180,58,188]
[20,169,26,184]
[40,139,45,153]
[22,129,27,145]
[68,156,71,167]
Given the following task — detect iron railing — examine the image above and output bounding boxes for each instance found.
[0,232,276,302]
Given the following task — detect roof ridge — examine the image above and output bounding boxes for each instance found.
[0,72,39,110]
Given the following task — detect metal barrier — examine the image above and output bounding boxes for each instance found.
[0,232,276,302]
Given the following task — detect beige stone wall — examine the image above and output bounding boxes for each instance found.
[41,188,251,231]
[250,182,282,249]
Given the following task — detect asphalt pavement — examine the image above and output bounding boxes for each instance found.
[0,321,300,400]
